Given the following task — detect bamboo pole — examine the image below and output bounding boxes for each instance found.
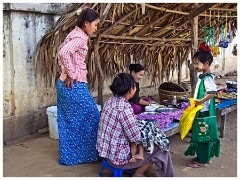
[99,3,112,28]
[189,4,199,97]
[134,12,168,36]
[99,34,191,41]
[136,4,184,37]
[93,36,104,106]
[150,14,184,37]
[101,7,139,35]
[116,10,155,36]
[99,41,189,46]
[159,3,216,39]
[141,3,237,17]
[104,19,185,30]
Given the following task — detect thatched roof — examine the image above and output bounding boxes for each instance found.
[35,3,237,92]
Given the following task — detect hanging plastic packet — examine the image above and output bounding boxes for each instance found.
[218,24,228,48]
[212,46,220,57]
[199,42,212,52]
[227,11,233,43]
[218,14,229,48]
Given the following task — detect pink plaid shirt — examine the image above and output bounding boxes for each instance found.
[97,96,142,165]
[58,26,88,82]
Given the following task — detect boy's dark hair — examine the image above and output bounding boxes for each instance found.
[77,8,100,28]
[110,73,135,96]
[193,50,213,66]
[128,64,144,73]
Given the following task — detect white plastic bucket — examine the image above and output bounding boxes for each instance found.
[46,106,59,139]
[97,104,101,112]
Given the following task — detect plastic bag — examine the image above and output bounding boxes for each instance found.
[212,46,220,57]
[179,98,203,140]
[218,40,228,48]
[198,42,212,52]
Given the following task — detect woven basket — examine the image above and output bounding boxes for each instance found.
[158,88,190,104]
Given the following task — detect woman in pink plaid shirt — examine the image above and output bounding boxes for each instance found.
[56,8,100,166]
[97,73,174,177]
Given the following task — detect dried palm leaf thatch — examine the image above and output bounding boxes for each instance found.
[87,49,97,89]
[34,3,237,93]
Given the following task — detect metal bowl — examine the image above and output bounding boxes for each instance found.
[226,81,237,89]
[145,106,157,112]
[141,112,158,115]
[155,107,179,113]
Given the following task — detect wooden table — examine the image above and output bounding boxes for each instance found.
[163,121,179,137]
[216,99,237,138]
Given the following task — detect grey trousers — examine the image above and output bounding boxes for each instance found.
[106,145,174,177]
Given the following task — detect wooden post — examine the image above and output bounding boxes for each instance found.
[177,48,181,85]
[189,10,198,97]
[222,48,225,72]
[93,36,104,106]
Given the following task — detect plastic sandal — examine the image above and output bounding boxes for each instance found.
[187,161,207,168]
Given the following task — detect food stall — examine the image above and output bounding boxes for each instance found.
[136,80,237,138]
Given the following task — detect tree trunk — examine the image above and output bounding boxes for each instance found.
[189,14,198,97]
[93,36,104,106]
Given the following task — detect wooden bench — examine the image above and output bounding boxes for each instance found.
[162,121,180,137]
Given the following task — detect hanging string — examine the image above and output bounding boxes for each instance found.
[228,11,233,43]
[204,10,214,47]
[220,13,225,41]
[204,27,207,43]
[203,11,207,43]
[210,10,211,27]
[224,12,228,38]
[230,11,232,22]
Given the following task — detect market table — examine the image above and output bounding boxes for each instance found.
[162,121,179,137]
[216,99,237,138]
[161,99,237,138]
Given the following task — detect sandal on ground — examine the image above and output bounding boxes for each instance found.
[191,157,212,164]
[187,161,207,168]
[190,157,198,162]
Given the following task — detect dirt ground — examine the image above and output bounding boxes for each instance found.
[3,76,238,177]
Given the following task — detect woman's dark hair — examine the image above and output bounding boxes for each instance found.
[128,64,144,73]
[77,8,100,28]
[110,73,135,96]
[193,50,213,66]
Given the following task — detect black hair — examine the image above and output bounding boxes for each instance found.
[110,73,135,96]
[77,8,100,28]
[193,50,213,66]
[128,64,144,73]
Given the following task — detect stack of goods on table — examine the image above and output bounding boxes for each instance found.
[215,80,237,104]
